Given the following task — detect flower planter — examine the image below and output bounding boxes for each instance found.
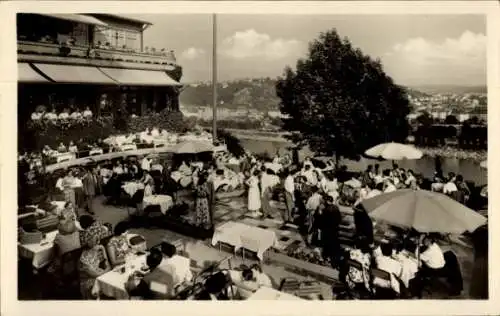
[268,250,339,284]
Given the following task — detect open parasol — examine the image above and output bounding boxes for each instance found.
[365,142,423,160]
[361,189,487,234]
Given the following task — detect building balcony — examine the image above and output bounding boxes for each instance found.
[17,40,178,71]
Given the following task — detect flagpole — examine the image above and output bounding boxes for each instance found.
[212,13,217,143]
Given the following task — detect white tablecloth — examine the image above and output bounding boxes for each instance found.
[95,254,148,300]
[151,164,164,172]
[18,230,58,269]
[143,195,173,214]
[396,255,419,288]
[247,287,303,300]
[50,200,66,215]
[119,143,138,152]
[211,221,278,261]
[55,152,76,163]
[122,182,145,197]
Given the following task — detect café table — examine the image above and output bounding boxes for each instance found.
[211,221,278,261]
[122,182,145,197]
[94,253,148,300]
[143,195,173,214]
[18,230,58,270]
[394,253,419,288]
[247,286,304,300]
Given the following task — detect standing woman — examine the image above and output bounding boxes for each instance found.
[62,170,76,207]
[246,170,261,217]
[194,172,212,229]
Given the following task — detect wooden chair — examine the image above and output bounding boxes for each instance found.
[279,277,322,300]
[370,268,399,299]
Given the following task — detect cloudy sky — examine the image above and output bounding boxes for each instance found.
[129,14,486,86]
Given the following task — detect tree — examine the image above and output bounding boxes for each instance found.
[276,29,410,164]
[417,111,433,127]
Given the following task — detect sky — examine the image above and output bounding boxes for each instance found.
[128,14,486,86]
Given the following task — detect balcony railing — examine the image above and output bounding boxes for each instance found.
[17,40,177,67]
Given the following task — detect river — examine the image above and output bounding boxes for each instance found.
[238,138,487,186]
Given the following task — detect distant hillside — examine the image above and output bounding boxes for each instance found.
[179,78,431,111]
[180,78,280,111]
[409,85,487,94]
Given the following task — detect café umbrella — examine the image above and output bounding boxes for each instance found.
[365,142,423,161]
[361,189,487,234]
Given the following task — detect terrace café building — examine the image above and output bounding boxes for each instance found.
[17,13,182,122]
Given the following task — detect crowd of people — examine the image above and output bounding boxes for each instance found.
[17,123,487,300]
[30,106,94,126]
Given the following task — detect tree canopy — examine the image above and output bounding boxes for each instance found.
[276,29,411,162]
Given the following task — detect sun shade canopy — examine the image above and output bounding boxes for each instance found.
[33,64,117,84]
[18,63,49,82]
[37,13,108,26]
[98,68,182,86]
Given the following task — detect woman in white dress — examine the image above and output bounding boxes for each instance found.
[246,170,261,216]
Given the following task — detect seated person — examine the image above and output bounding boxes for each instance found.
[249,264,272,288]
[42,145,53,157]
[57,142,67,153]
[443,174,458,196]
[195,272,231,300]
[44,109,58,122]
[58,109,70,121]
[49,219,81,274]
[78,214,110,248]
[83,106,93,119]
[31,109,44,121]
[228,267,260,298]
[178,161,192,175]
[374,242,402,293]
[70,109,82,120]
[68,141,78,154]
[106,221,132,267]
[141,246,192,298]
[383,178,397,193]
[345,238,372,292]
[79,234,111,299]
[418,235,445,271]
[113,162,124,175]
[151,127,160,137]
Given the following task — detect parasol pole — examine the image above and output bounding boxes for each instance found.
[212,13,218,144]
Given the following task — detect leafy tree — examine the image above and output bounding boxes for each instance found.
[276,29,410,164]
[417,111,433,127]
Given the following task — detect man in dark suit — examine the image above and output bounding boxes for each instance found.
[82,166,97,214]
[320,195,342,268]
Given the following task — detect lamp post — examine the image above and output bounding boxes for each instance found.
[212,13,217,143]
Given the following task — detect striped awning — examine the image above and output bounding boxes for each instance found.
[33,64,117,84]
[18,63,49,82]
[98,68,181,86]
[37,14,108,26]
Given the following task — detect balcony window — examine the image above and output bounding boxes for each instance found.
[93,26,139,52]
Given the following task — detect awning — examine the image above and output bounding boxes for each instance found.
[33,64,117,84]
[18,63,49,82]
[98,68,182,86]
[37,13,108,26]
